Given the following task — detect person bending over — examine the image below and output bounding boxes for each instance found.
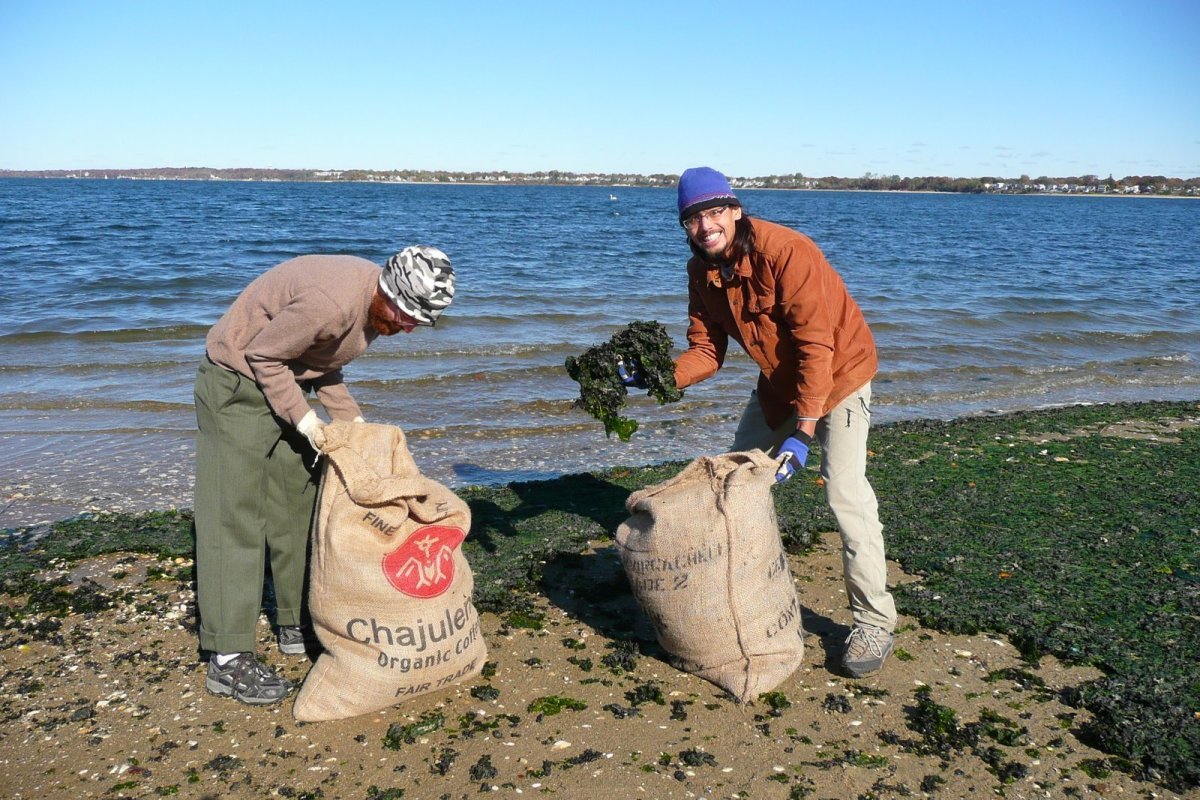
[194,246,455,704]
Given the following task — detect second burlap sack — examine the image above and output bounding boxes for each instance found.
[615,450,804,702]
[293,421,486,722]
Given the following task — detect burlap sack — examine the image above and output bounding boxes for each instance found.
[614,450,804,702]
[293,421,486,722]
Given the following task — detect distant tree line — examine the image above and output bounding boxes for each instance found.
[1,167,1196,196]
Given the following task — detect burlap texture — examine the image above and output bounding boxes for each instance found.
[293,421,486,722]
[615,450,804,702]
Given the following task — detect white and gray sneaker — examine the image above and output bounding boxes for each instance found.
[842,624,895,678]
[276,625,311,656]
[206,653,294,705]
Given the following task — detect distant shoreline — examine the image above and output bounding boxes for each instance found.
[1,168,1196,198]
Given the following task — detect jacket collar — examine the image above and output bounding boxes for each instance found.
[705,254,751,288]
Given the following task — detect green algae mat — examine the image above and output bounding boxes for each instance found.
[1,400,1197,792]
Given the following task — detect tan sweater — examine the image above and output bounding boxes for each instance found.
[674,218,878,428]
[205,255,381,426]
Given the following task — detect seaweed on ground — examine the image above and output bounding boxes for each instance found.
[564,320,683,441]
[0,510,193,592]
[865,400,1200,793]
[3,400,1198,791]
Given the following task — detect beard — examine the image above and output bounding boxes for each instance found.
[688,233,731,266]
[368,292,404,336]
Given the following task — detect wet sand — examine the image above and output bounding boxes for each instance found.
[0,432,196,529]
[0,417,727,531]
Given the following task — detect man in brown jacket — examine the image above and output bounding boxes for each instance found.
[194,246,454,704]
[661,166,896,677]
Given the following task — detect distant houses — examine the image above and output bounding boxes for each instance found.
[5,168,1196,196]
[980,180,1184,195]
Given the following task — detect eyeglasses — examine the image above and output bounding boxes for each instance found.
[682,205,729,230]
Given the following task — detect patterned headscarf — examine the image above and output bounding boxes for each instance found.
[380,246,456,326]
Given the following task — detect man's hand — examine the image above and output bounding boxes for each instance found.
[297,410,327,452]
[617,358,648,389]
[775,431,813,483]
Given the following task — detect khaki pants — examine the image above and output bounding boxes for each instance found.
[193,358,318,654]
[732,381,896,632]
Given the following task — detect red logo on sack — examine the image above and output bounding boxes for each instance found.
[381,525,465,598]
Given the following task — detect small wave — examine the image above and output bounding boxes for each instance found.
[0,398,194,413]
[1087,352,1196,369]
[358,341,585,360]
[0,359,195,375]
[0,325,209,344]
[882,349,1197,384]
[1022,328,1197,348]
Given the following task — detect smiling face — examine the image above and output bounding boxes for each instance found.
[683,204,743,260]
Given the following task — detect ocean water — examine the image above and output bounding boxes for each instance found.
[1,179,1197,526]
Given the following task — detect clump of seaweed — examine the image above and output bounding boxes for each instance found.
[527,695,587,716]
[625,682,665,707]
[383,713,444,750]
[565,320,683,441]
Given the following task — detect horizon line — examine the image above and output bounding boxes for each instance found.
[2,166,1198,182]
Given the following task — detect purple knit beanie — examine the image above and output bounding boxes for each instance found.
[677,167,740,222]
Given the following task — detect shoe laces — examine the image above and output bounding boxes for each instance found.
[231,653,281,683]
[846,625,887,658]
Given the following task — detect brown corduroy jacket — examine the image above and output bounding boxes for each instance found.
[673,218,878,429]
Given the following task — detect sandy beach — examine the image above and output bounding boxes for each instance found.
[6,531,1190,800]
[3,401,1198,799]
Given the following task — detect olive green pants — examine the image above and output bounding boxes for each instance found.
[732,381,897,632]
[194,358,318,654]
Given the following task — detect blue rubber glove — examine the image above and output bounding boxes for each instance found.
[616,358,648,389]
[775,431,813,483]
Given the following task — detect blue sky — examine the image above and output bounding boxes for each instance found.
[2,1,1198,178]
